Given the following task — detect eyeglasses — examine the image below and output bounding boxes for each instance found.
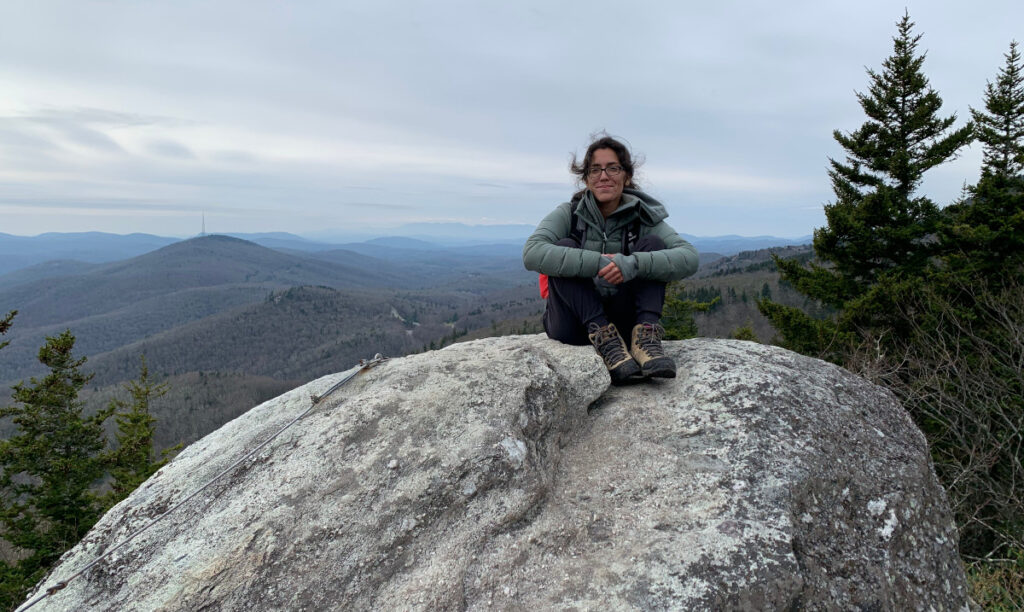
[587,165,624,179]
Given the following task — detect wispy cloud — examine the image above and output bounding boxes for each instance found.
[647,166,818,194]
[0,197,258,214]
[146,139,196,160]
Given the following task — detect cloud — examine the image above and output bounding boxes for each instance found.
[209,150,257,164]
[647,166,818,195]
[32,107,182,128]
[146,139,196,160]
[0,112,125,156]
[0,197,253,214]
[55,123,124,153]
[1,0,1019,237]
[0,120,59,150]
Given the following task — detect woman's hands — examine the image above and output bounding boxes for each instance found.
[598,254,624,285]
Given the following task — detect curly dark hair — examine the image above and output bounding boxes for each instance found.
[569,133,641,192]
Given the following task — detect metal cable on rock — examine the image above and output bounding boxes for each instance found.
[17,354,388,612]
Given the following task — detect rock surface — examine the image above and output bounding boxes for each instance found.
[24,336,970,611]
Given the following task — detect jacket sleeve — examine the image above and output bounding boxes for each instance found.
[633,220,699,282]
[522,202,605,278]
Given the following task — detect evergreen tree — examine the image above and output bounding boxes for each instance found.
[756,299,851,360]
[939,41,1024,285]
[662,283,717,340]
[915,46,1024,558]
[0,311,14,351]
[971,40,1024,178]
[102,355,179,510]
[762,13,972,357]
[0,331,113,607]
[940,173,1024,285]
[731,321,760,343]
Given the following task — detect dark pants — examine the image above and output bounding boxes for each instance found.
[543,235,667,346]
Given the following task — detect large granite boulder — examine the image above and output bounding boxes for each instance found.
[22,336,970,611]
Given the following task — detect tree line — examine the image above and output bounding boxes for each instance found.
[0,313,174,610]
[757,14,1022,606]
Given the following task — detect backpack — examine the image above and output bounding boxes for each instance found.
[538,200,642,299]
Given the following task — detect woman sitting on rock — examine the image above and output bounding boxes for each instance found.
[523,135,698,384]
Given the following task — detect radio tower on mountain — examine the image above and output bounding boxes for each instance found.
[201,212,206,237]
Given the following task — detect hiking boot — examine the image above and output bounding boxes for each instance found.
[630,323,676,379]
[587,322,642,385]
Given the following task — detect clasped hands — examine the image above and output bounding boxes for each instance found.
[598,253,624,285]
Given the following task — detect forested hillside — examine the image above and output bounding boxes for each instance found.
[84,285,542,385]
[79,371,298,451]
[0,235,543,448]
[684,245,825,340]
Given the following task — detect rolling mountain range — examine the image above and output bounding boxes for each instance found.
[0,229,811,278]
[0,230,810,449]
[0,235,543,446]
[0,234,536,380]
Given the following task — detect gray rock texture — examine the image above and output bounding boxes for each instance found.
[23,336,970,611]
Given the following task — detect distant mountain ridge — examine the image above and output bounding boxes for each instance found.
[0,235,538,389]
[0,235,405,329]
[0,230,812,279]
[0,231,178,275]
[680,234,812,256]
[694,244,815,278]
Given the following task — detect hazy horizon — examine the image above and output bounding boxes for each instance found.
[0,225,814,242]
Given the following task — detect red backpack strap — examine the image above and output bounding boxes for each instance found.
[539,200,588,299]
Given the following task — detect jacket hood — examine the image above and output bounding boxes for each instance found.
[623,188,669,225]
[577,188,669,227]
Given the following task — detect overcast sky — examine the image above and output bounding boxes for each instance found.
[1,1,1021,239]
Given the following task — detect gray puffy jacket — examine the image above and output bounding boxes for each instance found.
[522,188,698,282]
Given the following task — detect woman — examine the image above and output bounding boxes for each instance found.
[523,135,698,384]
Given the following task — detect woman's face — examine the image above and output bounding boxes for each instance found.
[586,148,628,208]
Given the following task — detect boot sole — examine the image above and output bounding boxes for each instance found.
[643,365,676,379]
[640,357,676,379]
[609,360,642,385]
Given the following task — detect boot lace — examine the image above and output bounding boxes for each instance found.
[588,323,629,365]
[635,323,666,357]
